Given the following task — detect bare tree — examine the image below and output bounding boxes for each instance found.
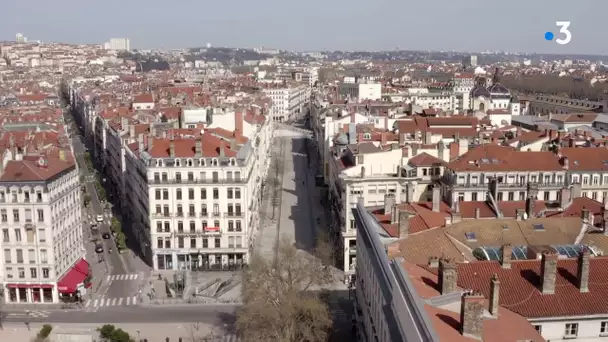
[237,236,334,342]
[185,323,227,342]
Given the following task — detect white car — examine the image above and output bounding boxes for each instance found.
[96,214,104,222]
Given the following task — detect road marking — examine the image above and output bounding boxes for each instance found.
[111,298,117,306]
[117,297,123,305]
[85,300,91,307]
[105,275,110,282]
[126,297,131,305]
[129,274,136,280]
[93,299,98,307]
[132,296,137,304]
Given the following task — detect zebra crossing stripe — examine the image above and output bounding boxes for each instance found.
[111,298,117,306]
[126,297,131,305]
[118,298,123,305]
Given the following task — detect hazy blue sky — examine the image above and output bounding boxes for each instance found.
[0,0,605,54]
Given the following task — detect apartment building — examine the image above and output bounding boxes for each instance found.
[351,199,544,342]
[560,147,608,203]
[338,82,382,101]
[263,85,310,122]
[443,145,568,207]
[137,132,265,270]
[0,152,86,304]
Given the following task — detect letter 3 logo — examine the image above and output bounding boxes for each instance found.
[555,21,572,45]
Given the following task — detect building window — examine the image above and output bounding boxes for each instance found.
[565,323,578,338]
[42,268,49,278]
[188,188,195,200]
[176,189,182,200]
[18,267,25,278]
[156,222,162,233]
[13,209,19,222]
[544,191,550,201]
[163,189,169,200]
[601,321,608,335]
[235,188,241,199]
[155,189,161,200]
[213,188,219,200]
[203,238,208,248]
[215,238,221,248]
[201,189,207,199]
[227,188,234,199]
[190,238,196,248]
[30,268,37,278]
[157,238,163,249]
[235,221,242,232]
[37,209,44,222]
[458,193,464,201]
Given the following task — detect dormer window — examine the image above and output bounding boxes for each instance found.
[186,159,193,167]
[212,158,218,166]
[157,159,164,167]
[230,159,236,166]
[199,159,205,166]
[175,159,181,167]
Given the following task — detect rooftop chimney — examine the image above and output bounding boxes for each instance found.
[428,256,439,268]
[540,251,558,294]
[219,140,226,157]
[391,204,399,224]
[577,247,590,293]
[195,140,202,158]
[460,291,484,340]
[398,209,410,238]
[384,193,396,216]
[475,207,481,219]
[138,133,144,152]
[525,196,535,219]
[561,156,569,169]
[148,137,154,151]
[432,186,441,212]
[500,244,512,269]
[489,274,500,316]
[169,141,175,157]
[560,187,571,209]
[438,258,457,295]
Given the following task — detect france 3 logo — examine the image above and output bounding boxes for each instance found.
[544,21,571,45]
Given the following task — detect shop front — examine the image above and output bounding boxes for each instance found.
[154,250,246,270]
[57,258,91,302]
[5,283,56,304]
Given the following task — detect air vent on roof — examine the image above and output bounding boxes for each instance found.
[480,158,490,164]
[502,224,509,230]
[465,232,477,241]
[603,161,608,166]
[533,224,545,231]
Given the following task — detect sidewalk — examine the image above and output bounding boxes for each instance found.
[0,322,225,341]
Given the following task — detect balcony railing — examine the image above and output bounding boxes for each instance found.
[456,181,565,189]
[226,212,244,218]
[150,178,245,185]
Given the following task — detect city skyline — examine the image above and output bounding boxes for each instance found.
[0,0,605,54]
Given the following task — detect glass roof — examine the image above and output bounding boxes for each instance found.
[474,246,529,261]
[552,244,584,257]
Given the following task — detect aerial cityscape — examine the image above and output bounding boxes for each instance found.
[0,26,608,342]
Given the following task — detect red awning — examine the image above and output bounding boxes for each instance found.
[6,284,54,289]
[57,258,89,293]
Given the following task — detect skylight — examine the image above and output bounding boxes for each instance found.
[465,232,477,241]
[533,224,545,231]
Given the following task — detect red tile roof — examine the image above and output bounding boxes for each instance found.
[427,257,608,318]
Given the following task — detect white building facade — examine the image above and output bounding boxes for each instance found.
[0,155,86,305]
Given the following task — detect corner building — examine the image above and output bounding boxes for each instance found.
[137,133,262,271]
[0,153,86,304]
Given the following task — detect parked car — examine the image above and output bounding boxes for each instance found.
[96,214,104,222]
[95,244,104,253]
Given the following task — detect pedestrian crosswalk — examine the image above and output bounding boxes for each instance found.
[86,212,112,225]
[106,273,140,281]
[84,296,139,310]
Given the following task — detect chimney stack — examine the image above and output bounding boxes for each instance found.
[389,204,398,224]
[219,140,226,157]
[540,251,558,294]
[169,141,175,157]
[525,197,534,218]
[577,247,590,293]
[560,187,571,208]
[432,186,441,212]
[428,256,439,268]
[398,209,410,238]
[195,140,202,157]
[137,133,144,152]
[438,258,457,295]
[475,207,480,219]
[384,194,396,216]
[489,274,500,316]
[561,156,569,169]
[460,291,484,340]
[500,244,512,269]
